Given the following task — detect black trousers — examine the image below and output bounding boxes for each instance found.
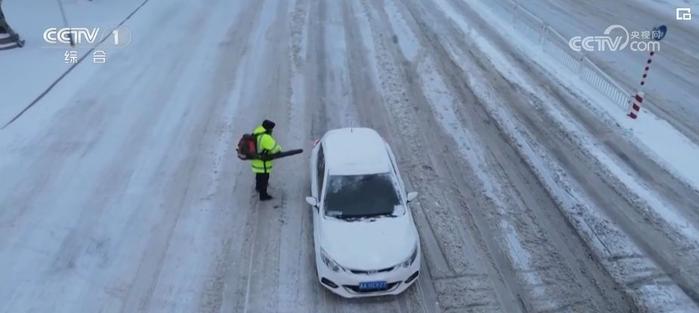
[255,173,270,195]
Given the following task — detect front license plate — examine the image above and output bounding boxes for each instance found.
[359,281,387,291]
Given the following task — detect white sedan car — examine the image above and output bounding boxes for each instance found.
[305,128,421,298]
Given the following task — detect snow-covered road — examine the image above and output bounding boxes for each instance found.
[515,0,699,144]
[1,0,699,312]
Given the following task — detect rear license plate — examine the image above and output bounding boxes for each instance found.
[359,281,387,291]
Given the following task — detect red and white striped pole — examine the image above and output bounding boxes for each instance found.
[627,25,666,120]
[627,51,654,119]
[627,91,644,119]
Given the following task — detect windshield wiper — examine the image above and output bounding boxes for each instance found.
[337,212,395,221]
[364,212,396,218]
[336,215,363,221]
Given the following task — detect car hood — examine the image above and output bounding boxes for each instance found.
[320,212,418,270]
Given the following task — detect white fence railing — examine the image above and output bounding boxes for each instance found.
[485,0,633,111]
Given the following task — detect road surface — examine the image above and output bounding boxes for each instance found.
[1,0,698,312]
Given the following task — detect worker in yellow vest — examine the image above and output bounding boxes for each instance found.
[251,120,281,201]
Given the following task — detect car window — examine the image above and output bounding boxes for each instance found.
[317,145,325,196]
[324,172,402,219]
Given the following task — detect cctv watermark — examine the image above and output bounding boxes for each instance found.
[568,25,662,52]
[43,27,131,47]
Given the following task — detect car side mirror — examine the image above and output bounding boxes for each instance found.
[406,192,418,203]
[305,196,318,207]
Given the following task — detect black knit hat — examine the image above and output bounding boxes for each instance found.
[262,119,276,130]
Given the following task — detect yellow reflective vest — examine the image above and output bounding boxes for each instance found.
[250,126,281,173]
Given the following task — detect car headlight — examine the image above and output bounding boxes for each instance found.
[320,248,346,272]
[401,245,419,268]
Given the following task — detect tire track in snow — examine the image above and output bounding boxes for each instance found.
[274,0,318,311]
[224,0,296,312]
[341,4,444,310]
[174,0,287,312]
[301,2,333,313]
[440,0,699,310]
[115,1,260,310]
[376,0,638,311]
[414,0,696,311]
[345,1,441,311]
[349,0,515,311]
[399,0,632,311]
[292,0,431,312]
[306,1,409,312]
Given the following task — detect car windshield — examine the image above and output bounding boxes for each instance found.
[324,173,402,219]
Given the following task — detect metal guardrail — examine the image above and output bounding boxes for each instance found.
[487,0,632,111]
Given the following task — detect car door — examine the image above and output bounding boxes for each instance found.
[312,143,326,252]
[310,143,319,199]
[311,143,325,201]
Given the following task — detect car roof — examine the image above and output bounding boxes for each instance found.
[322,128,393,175]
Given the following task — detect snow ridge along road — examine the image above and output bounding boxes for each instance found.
[1,0,698,312]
